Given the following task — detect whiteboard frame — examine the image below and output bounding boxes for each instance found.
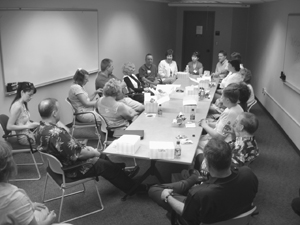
[0,8,99,94]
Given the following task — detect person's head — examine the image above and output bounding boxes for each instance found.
[165,49,174,62]
[191,51,199,62]
[242,68,252,84]
[218,50,227,62]
[122,62,136,76]
[10,82,36,111]
[228,60,240,72]
[222,83,240,107]
[103,78,122,98]
[73,68,89,87]
[38,98,60,123]
[101,58,114,74]
[233,112,259,135]
[0,141,17,182]
[231,52,242,63]
[145,54,153,65]
[203,138,232,173]
[237,82,251,111]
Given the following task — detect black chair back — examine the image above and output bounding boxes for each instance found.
[0,114,11,136]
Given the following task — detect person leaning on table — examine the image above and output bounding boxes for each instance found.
[35,98,146,195]
[148,138,258,225]
[0,140,69,225]
[158,49,178,84]
[186,51,203,75]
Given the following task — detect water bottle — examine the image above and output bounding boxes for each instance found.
[185,65,189,73]
[198,88,205,101]
[190,108,195,122]
[157,104,162,116]
[175,141,181,159]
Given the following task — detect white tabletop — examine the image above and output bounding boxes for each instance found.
[103,76,218,165]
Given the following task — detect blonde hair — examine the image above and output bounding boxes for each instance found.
[0,141,17,182]
[103,79,122,97]
[122,62,135,75]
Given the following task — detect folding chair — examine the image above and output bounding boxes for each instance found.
[247,99,257,112]
[65,98,103,150]
[40,151,104,223]
[0,114,41,181]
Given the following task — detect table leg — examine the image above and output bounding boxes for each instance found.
[121,160,164,201]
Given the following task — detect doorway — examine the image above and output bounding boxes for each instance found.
[182,11,215,72]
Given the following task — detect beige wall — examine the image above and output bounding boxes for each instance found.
[0,0,176,124]
[247,0,300,149]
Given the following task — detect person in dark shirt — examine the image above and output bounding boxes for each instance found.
[149,138,258,225]
[138,53,159,86]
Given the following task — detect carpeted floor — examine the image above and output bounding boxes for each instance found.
[10,102,300,225]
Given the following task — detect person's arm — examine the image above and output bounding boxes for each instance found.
[174,61,178,76]
[118,103,138,121]
[78,147,100,160]
[76,93,97,107]
[158,61,167,78]
[88,88,102,101]
[123,76,145,93]
[200,119,226,140]
[161,189,185,216]
[199,64,203,75]
[7,104,39,131]
[28,211,56,225]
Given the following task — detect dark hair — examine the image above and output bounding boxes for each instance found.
[240,112,259,134]
[242,68,252,84]
[231,52,242,62]
[219,50,227,57]
[10,82,36,111]
[204,138,232,171]
[165,49,174,58]
[223,83,240,104]
[101,58,112,72]
[228,60,241,72]
[0,141,17,182]
[73,69,89,86]
[192,51,199,58]
[237,82,251,111]
[38,98,58,118]
[145,53,153,59]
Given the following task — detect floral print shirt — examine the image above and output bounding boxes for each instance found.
[230,136,259,167]
[35,122,92,178]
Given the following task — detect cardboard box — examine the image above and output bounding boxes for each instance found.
[116,135,140,155]
[149,141,175,159]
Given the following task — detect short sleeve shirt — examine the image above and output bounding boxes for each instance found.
[139,64,158,82]
[95,71,119,89]
[68,84,93,112]
[158,60,178,78]
[215,59,228,74]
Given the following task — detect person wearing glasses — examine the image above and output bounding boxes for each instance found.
[68,68,103,123]
[7,82,39,146]
[158,49,178,84]
[186,51,203,75]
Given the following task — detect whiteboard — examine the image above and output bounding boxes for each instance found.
[283,14,300,91]
[0,9,98,88]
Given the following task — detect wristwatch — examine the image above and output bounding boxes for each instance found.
[165,194,172,203]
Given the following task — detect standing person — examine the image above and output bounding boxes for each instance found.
[0,141,58,225]
[149,138,258,225]
[35,98,146,193]
[138,53,159,86]
[186,51,203,75]
[158,49,178,84]
[7,82,39,146]
[212,50,229,79]
[68,68,102,123]
[95,58,144,114]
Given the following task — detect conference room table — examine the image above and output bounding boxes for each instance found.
[103,75,218,200]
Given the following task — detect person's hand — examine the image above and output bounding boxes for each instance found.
[199,119,207,128]
[27,122,39,129]
[222,124,235,136]
[144,87,150,92]
[45,210,57,224]
[33,202,46,211]
[161,189,173,201]
[95,88,103,94]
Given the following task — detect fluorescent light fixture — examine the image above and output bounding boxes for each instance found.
[168,3,250,7]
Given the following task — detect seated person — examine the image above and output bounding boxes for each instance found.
[0,140,59,225]
[148,138,258,225]
[243,68,255,105]
[211,50,229,79]
[198,84,243,151]
[122,62,149,104]
[195,112,259,170]
[97,79,138,128]
[158,49,178,84]
[219,60,243,89]
[186,51,203,75]
[237,82,251,112]
[7,82,39,146]
[95,58,144,114]
[35,98,145,194]
[68,68,102,123]
[231,51,244,69]
[138,53,159,86]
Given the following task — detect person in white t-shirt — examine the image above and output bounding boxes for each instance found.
[158,49,178,84]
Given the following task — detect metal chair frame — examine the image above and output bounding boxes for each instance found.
[247,99,257,112]
[40,151,104,223]
[0,114,41,181]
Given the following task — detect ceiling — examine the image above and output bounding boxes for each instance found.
[141,0,280,5]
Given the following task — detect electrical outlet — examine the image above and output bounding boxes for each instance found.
[262,87,266,95]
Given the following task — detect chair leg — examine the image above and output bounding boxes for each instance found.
[58,189,65,223]
[42,174,49,202]
[94,180,104,210]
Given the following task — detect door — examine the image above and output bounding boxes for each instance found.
[182,11,215,72]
